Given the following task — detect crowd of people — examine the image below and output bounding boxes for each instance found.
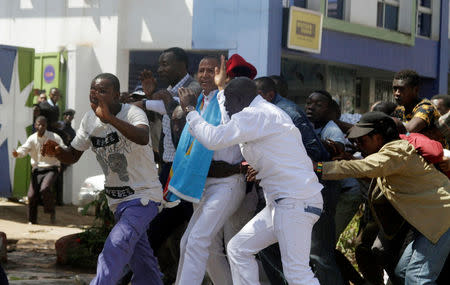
[11,46,450,285]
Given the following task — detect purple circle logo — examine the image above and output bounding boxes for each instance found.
[43,65,55,83]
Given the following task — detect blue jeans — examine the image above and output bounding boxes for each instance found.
[90,199,163,285]
[395,227,450,285]
[310,180,344,285]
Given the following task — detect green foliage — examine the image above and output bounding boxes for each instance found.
[66,191,114,269]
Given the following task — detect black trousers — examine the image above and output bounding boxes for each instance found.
[28,167,58,224]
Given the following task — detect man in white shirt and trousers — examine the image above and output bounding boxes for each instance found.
[179,76,323,285]
[12,115,65,224]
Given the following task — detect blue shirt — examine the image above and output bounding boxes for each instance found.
[272,94,329,162]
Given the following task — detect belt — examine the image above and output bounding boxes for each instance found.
[33,166,58,175]
[274,197,322,217]
[207,161,243,178]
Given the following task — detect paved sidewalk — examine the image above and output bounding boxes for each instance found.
[0,199,96,284]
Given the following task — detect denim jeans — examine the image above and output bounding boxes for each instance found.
[395,227,450,284]
[310,180,345,285]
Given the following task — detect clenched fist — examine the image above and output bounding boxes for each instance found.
[41,140,60,157]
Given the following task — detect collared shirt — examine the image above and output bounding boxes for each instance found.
[16,130,64,169]
[161,74,190,162]
[47,98,58,107]
[200,89,243,165]
[186,95,323,203]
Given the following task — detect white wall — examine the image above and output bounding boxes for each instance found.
[349,0,377,27]
[0,0,194,204]
[192,0,281,76]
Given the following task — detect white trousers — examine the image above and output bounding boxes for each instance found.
[175,175,246,285]
[206,188,259,285]
[227,193,323,285]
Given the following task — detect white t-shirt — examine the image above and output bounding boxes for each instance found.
[71,104,162,211]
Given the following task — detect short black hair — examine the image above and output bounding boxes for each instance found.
[163,47,188,69]
[310,90,333,105]
[254,77,276,94]
[371,101,398,116]
[431,94,450,108]
[93,73,120,93]
[269,75,288,97]
[35,115,47,123]
[393,69,420,87]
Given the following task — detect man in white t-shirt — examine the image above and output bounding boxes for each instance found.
[180,77,323,285]
[42,73,163,285]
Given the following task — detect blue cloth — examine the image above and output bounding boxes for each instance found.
[91,199,162,285]
[395,227,450,284]
[166,91,221,203]
[272,94,329,162]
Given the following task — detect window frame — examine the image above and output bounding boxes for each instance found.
[416,0,432,38]
[326,0,345,20]
[377,0,400,31]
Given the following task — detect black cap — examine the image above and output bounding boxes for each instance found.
[347,112,394,139]
[63,109,75,116]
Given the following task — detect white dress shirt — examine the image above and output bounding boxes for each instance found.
[16,130,64,169]
[186,95,323,203]
[200,90,243,165]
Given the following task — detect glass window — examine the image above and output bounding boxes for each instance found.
[417,0,432,37]
[377,1,399,31]
[417,12,432,37]
[293,0,307,8]
[384,4,399,30]
[328,0,344,19]
[420,0,431,8]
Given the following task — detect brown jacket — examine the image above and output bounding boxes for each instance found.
[323,139,450,243]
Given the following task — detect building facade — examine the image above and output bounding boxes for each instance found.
[0,0,448,202]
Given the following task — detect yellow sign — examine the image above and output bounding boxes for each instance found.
[287,6,323,54]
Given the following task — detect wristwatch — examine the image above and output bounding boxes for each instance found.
[185,105,196,113]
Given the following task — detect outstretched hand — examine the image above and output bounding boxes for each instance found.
[139,69,157,98]
[214,55,227,91]
[179,87,198,113]
[41,140,60,157]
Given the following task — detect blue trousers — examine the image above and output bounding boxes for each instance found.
[90,199,163,285]
[395,227,450,285]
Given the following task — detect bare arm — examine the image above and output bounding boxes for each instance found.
[404,117,427,133]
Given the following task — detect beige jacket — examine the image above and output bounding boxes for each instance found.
[323,139,450,243]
